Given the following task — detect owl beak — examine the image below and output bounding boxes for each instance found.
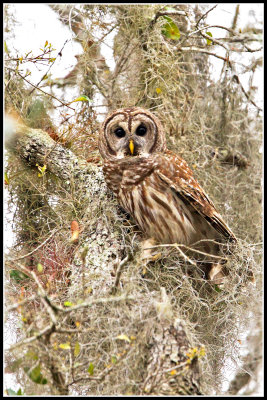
[129,139,134,155]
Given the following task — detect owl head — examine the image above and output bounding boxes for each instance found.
[99,107,166,159]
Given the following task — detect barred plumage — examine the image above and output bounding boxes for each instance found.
[99,107,236,279]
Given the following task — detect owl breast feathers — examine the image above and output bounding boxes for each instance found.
[99,107,236,256]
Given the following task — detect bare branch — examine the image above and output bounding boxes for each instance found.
[196,4,218,27]
[10,228,62,262]
[7,68,75,111]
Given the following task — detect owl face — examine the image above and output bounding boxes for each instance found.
[99,107,166,160]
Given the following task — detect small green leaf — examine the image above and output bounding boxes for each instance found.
[25,350,39,360]
[64,301,73,307]
[214,284,222,293]
[206,31,213,45]
[162,16,180,40]
[44,40,48,47]
[36,163,46,177]
[37,263,43,273]
[71,95,91,103]
[4,172,9,185]
[17,388,23,395]
[10,269,29,282]
[4,41,9,54]
[88,362,94,375]
[59,342,71,350]
[74,341,80,357]
[111,355,117,364]
[25,365,47,384]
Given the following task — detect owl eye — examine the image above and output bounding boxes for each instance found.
[114,127,126,138]
[136,124,147,136]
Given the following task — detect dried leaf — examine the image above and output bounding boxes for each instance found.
[70,220,80,243]
[116,334,131,343]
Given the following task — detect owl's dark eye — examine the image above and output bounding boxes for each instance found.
[136,124,147,136]
[114,127,126,138]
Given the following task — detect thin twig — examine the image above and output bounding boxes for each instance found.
[29,39,69,95]
[233,74,263,112]
[196,4,218,27]
[112,254,130,292]
[8,68,75,111]
[6,295,38,312]
[178,46,231,64]
[7,323,54,351]
[67,345,131,386]
[52,293,136,313]
[10,228,62,262]
[142,242,228,260]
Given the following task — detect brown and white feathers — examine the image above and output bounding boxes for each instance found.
[99,107,236,262]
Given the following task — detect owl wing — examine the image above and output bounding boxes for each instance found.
[155,151,237,242]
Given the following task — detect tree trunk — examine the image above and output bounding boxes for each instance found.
[5,122,203,395]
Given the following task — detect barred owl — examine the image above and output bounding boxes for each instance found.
[99,107,236,279]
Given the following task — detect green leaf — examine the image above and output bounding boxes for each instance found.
[59,342,71,350]
[25,350,39,360]
[36,263,43,273]
[4,41,9,54]
[162,16,180,40]
[24,365,47,384]
[17,389,23,395]
[74,341,80,357]
[214,284,222,293]
[87,362,94,375]
[71,95,91,103]
[64,301,73,307]
[111,355,117,364]
[10,269,29,282]
[36,163,47,177]
[206,31,213,45]
[4,172,9,185]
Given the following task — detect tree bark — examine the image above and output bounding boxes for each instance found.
[6,122,203,395]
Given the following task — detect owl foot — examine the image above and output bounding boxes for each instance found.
[208,263,227,286]
[139,238,161,276]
